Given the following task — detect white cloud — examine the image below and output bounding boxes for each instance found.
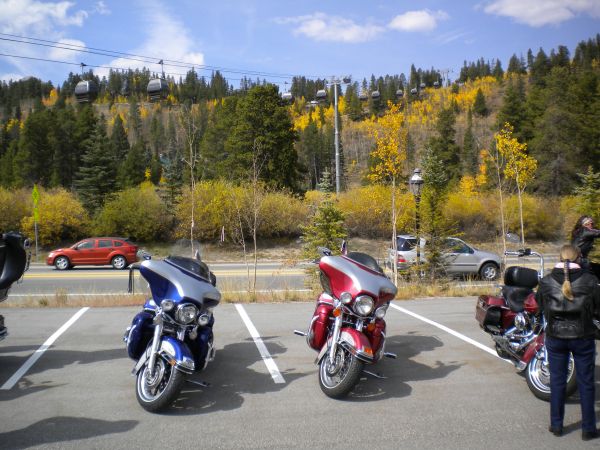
[275,13,385,43]
[48,38,85,61]
[93,1,110,15]
[483,0,600,27]
[0,0,88,35]
[388,10,449,32]
[98,0,204,78]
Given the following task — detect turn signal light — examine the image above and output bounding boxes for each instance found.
[332,307,342,317]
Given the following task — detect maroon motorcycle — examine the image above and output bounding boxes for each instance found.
[475,247,577,401]
[295,247,398,398]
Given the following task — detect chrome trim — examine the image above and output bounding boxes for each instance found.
[147,313,163,377]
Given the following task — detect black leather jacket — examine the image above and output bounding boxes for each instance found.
[572,227,600,259]
[535,268,600,339]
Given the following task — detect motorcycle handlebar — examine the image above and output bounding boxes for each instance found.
[503,248,545,278]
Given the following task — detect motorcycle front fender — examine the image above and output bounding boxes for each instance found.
[315,328,375,365]
[131,336,195,376]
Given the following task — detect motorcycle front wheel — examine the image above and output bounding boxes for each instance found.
[136,356,186,412]
[526,350,577,402]
[318,346,364,399]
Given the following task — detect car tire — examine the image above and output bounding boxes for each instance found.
[54,256,70,270]
[111,255,128,270]
[479,262,499,281]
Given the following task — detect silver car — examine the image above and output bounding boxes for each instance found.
[387,235,501,281]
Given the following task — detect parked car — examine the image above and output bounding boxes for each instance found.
[386,235,501,281]
[46,237,138,270]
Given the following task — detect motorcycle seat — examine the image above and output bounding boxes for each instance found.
[501,285,532,313]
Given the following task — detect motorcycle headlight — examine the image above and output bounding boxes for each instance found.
[176,303,198,324]
[340,292,353,305]
[354,295,374,316]
[375,304,389,319]
[161,299,175,312]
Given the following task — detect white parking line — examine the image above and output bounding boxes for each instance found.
[234,304,286,384]
[390,303,510,363]
[1,307,90,390]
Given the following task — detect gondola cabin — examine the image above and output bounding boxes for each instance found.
[74,80,99,103]
[316,89,327,101]
[282,91,294,102]
[147,78,168,102]
[359,91,368,101]
[433,81,440,88]
[410,87,418,95]
[419,82,426,89]
[396,89,404,98]
[371,90,380,100]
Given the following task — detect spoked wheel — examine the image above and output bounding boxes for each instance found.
[526,349,577,402]
[318,346,364,399]
[136,357,185,412]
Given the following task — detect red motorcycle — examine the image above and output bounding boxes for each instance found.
[295,247,398,398]
[475,248,577,401]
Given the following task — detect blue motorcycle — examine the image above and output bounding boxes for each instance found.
[124,250,220,412]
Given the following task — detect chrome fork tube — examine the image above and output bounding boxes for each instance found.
[147,313,163,377]
[328,314,343,363]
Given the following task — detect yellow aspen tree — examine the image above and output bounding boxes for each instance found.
[368,101,408,285]
[495,123,537,246]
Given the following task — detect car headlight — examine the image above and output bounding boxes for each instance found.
[354,295,374,316]
[175,303,198,324]
[375,304,389,319]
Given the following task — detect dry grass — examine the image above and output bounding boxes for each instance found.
[2,279,497,308]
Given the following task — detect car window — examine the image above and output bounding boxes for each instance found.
[98,239,113,248]
[444,239,470,253]
[76,240,94,250]
[114,241,124,247]
[397,238,417,251]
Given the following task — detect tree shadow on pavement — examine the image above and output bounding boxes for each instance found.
[347,332,463,402]
[0,416,137,450]
[165,337,307,415]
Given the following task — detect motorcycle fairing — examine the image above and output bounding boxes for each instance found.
[319,255,397,303]
[520,332,545,364]
[140,259,221,307]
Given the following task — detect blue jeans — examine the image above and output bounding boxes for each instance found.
[546,336,597,432]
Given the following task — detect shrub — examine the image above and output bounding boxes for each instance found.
[445,191,495,240]
[21,187,90,246]
[259,191,308,237]
[0,188,30,232]
[337,185,413,238]
[94,182,172,242]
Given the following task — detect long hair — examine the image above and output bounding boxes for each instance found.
[571,215,592,240]
[559,244,580,301]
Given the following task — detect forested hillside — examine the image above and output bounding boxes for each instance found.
[0,34,599,247]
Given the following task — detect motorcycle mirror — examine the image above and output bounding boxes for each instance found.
[317,247,332,257]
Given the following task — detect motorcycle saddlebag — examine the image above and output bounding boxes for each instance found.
[475,295,502,332]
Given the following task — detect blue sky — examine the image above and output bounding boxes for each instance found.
[0,0,599,88]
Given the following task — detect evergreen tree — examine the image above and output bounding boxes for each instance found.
[497,76,527,140]
[428,107,461,182]
[110,114,129,162]
[473,88,488,117]
[118,141,147,189]
[128,98,142,143]
[301,196,347,260]
[49,106,77,188]
[224,84,300,190]
[13,107,53,186]
[74,117,115,213]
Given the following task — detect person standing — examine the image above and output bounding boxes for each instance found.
[535,244,600,441]
[571,216,600,278]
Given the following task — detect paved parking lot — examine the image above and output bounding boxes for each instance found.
[0,297,599,449]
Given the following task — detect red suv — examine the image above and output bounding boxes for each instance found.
[47,237,138,270]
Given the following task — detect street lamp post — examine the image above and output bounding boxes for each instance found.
[409,168,424,272]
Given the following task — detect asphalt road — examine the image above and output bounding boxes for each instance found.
[0,297,598,449]
[12,263,308,295]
